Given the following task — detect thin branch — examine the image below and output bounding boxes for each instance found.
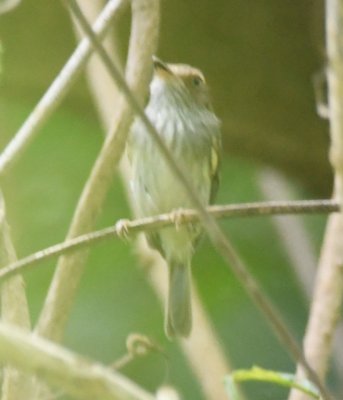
[0,194,31,330]
[0,322,154,400]
[111,333,165,370]
[65,2,332,399]
[0,0,128,176]
[35,0,159,342]
[69,0,124,129]
[290,1,343,399]
[0,191,36,399]
[0,200,338,284]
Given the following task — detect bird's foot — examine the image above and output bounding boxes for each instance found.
[115,219,131,241]
[170,208,188,230]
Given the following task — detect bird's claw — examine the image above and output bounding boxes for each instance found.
[170,208,188,230]
[115,219,131,241]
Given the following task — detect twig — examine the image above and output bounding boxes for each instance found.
[111,333,165,370]
[0,190,36,398]
[35,0,159,342]
[0,322,154,400]
[289,1,343,399]
[111,353,134,371]
[0,0,128,176]
[69,0,124,129]
[0,200,338,284]
[65,2,332,398]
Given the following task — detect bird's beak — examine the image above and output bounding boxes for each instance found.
[152,55,173,76]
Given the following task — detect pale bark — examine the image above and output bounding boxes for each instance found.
[289,1,343,399]
[0,322,154,400]
[0,199,338,285]
[0,191,36,400]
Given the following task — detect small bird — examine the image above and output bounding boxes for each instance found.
[128,57,221,338]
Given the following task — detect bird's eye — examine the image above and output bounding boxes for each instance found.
[192,76,203,86]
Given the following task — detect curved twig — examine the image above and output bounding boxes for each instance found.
[0,190,35,399]
[0,199,338,284]
[289,1,343,399]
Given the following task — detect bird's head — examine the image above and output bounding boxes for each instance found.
[150,56,212,110]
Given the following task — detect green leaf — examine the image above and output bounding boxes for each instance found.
[224,366,321,399]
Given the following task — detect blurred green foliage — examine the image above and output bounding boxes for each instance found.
[225,366,320,399]
[0,1,339,399]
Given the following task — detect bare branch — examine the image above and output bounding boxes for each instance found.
[0,0,128,176]
[0,191,36,399]
[289,1,343,399]
[0,322,154,400]
[35,0,159,342]
[69,0,124,129]
[64,2,333,398]
[0,194,31,331]
[0,199,338,285]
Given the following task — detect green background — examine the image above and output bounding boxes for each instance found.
[0,1,338,399]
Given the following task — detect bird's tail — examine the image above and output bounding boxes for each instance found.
[165,260,192,338]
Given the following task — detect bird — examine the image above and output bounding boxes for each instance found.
[128,56,221,338]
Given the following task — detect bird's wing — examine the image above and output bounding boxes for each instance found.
[209,128,222,204]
